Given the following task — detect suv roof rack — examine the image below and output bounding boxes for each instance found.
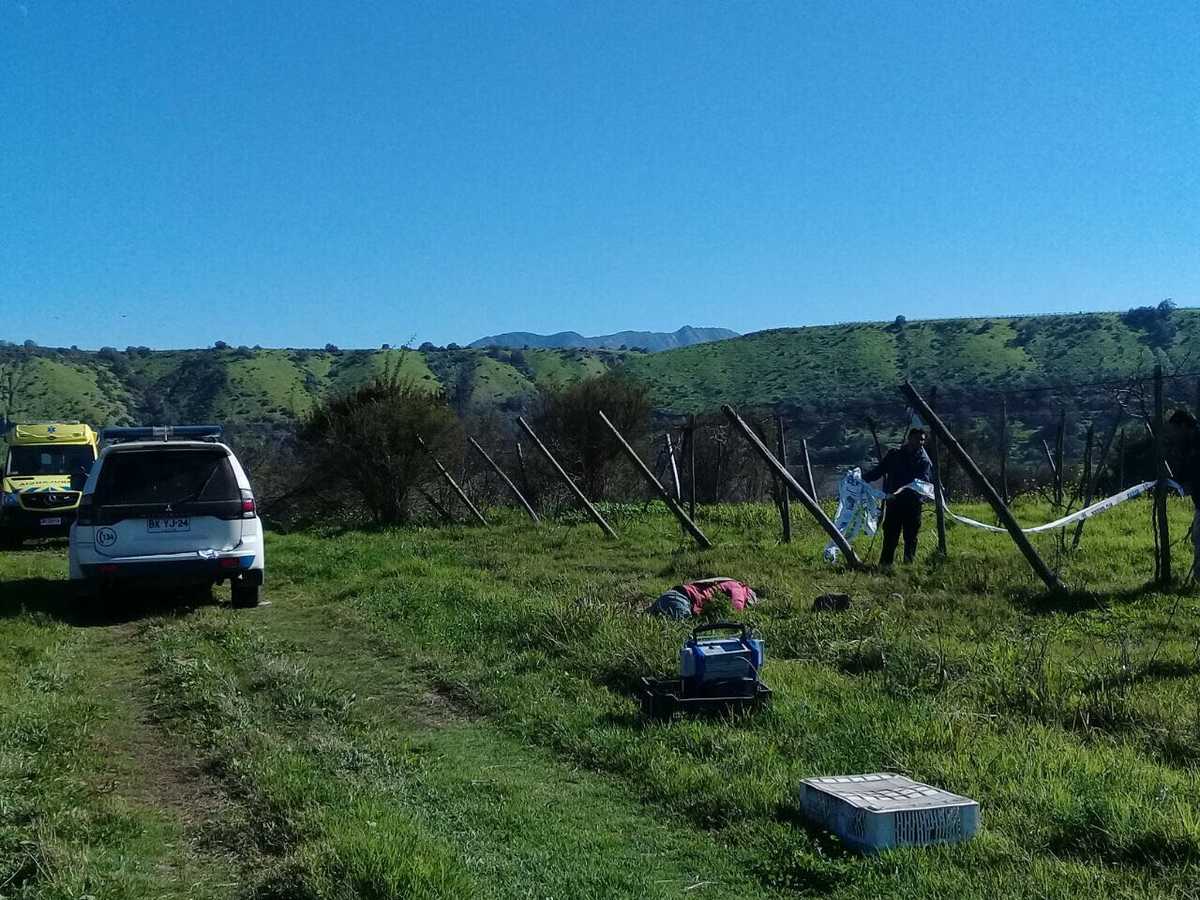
[100,425,224,445]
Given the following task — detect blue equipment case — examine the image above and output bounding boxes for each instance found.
[641,622,771,719]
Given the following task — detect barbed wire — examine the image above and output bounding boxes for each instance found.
[922,368,1200,402]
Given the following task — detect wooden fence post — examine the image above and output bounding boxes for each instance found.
[1118,429,1126,489]
[801,437,817,502]
[1072,415,1122,549]
[901,382,1065,593]
[665,432,682,501]
[867,416,884,463]
[469,437,539,524]
[598,411,711,549]
[775,415,792,544]
[929,387,948,557]
[1054,410,1066,508]
[1154,365,1171,582]
[1077,424,1094,504]
[999,395,1010,505]
[417,486,456,524]
[515,441,538,509]
[1042,439,1059,491]
[721,405,863,568]
[516,417,617,539]
[417,436,489,526]
[687,415,697,519]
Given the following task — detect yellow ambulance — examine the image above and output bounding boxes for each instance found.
[1,422,99,545]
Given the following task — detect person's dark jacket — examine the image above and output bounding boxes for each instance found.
[865,446,933,494]
[1181,430,1200,509]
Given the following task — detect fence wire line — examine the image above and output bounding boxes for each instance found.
[924,368,1200,402]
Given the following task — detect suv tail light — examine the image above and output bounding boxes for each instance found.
[241,489,257,519]
[76,495,94,526]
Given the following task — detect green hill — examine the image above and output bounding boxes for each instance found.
[622,304,1199,470]
[0,344,631,429]
[624,308,1198,414]
[2,306,1195,472]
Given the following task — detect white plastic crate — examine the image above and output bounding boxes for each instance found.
[797,773,979,853]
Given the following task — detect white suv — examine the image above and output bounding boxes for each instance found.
[69,427,265,607]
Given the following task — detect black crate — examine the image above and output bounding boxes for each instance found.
[639,676,772,720]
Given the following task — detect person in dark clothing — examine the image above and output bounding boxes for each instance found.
[1167,409,1200,579]
[864,427,934,566]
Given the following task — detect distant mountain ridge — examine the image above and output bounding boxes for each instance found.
[469,325,738,352]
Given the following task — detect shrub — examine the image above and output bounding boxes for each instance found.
[299,364,460,524]
[533,371,651,499]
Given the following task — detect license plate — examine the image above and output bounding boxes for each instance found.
[147,517,190,532]
[39,517,62,526]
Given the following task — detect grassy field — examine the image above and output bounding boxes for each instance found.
[2,496,1200,898]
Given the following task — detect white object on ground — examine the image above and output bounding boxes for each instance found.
[797,772,979,853]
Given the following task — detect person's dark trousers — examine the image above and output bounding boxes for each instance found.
[880,493,923,565]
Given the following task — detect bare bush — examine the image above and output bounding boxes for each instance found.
[299,364,461,524]
[533,372,651,499]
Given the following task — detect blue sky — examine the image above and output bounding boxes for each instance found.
[1,1,1197,349]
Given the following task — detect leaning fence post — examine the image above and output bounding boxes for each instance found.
[901,382,1065,593]
[598,411,711,549]
[515,440,539,510]
[867,416,884,464]
[516,417,617,539]
[1042,439,1059,490]
[775,415,792,544]
[665,432,682,501]
[801,437,817,502]
[417,486,456,525]
[469,437,539,524]
[417,435,489,526]
[1154,365,1171,582]
[721,404,863,569]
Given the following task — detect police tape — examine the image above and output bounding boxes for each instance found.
[938,479,1184,534]
[824,469,1186,561]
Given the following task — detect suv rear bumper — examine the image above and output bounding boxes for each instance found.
[77,552,261,582]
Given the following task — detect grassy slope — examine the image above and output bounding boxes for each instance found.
[1,346,617,428]
[624,310,1198,413]
[11,356,134,425]
[3,495,1199,897]
[5,309,1196,428]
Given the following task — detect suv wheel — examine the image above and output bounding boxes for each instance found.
[231,579,260,608]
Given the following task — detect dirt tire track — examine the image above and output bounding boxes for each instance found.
[80,617,252,893]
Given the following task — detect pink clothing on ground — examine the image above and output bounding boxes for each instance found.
[681,580,755,616]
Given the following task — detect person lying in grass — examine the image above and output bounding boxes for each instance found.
[649,577,761,619]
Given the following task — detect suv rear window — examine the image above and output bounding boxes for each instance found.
[96,449,238,506]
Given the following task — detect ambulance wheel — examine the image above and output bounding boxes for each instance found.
[231,579,260,608]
